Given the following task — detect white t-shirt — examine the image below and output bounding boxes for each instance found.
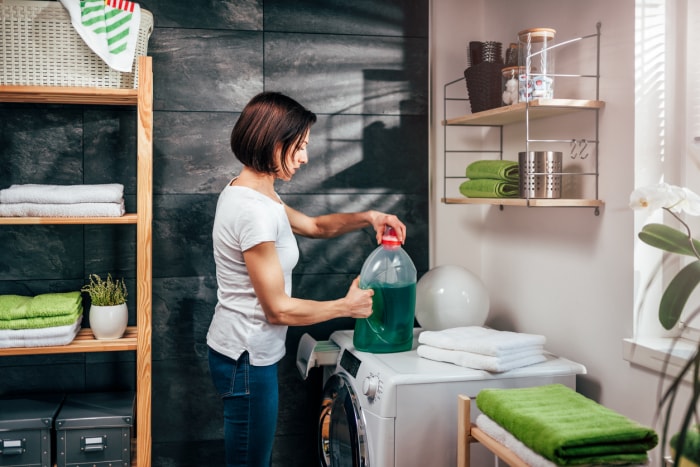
[206,182,299,366]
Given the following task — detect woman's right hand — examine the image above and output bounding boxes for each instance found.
[344,277,374,318]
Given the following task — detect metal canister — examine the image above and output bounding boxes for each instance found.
[519,151,562,198]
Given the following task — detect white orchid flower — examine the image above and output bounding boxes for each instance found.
[629,183,683,212]
[629,183,700,216]
[677,187,700,215]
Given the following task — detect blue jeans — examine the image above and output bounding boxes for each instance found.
[208,347,279,467]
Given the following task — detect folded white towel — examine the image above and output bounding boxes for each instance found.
[0,184,124,205]
[418,326,546,356]
[474,414,649,467]
[0,202,125,217]
[417,344,546,372]
[58,0,141,73]
[0,316,82,348]
[476,413,557,467]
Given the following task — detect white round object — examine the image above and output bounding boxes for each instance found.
[89,303,128,340]
[415,265,489,331]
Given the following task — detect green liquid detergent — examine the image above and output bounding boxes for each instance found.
[354,227,417,353]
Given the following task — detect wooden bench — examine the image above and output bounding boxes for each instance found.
[457,394,530,467]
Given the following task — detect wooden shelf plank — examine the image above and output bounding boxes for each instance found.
[0,213,138,225]
[0,327,138,356]
[0,85,138,105]
[442,198,604,207]
[443,99,605,126]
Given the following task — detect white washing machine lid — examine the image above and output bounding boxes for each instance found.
[329,329,587,385]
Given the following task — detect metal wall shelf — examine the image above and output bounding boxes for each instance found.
[442,23,603,215]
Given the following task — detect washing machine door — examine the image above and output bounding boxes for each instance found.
[319,373,370,467]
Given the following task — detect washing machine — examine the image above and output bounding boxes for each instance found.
[297,329,586,467]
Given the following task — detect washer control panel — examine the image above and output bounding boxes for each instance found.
[362,373,383,402]
[339,349,361,377]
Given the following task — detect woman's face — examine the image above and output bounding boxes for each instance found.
[276,129,310,181]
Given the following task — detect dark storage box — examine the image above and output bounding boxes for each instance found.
[0,395,62,467]
[55,392,134,467]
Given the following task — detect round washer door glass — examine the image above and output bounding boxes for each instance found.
[319,374,370,467]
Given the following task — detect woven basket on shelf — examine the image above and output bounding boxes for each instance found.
[1,0,153,88]
[464,61,503,113]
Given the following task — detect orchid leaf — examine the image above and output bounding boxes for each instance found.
[638,223,700,257]
[659,260,700,329]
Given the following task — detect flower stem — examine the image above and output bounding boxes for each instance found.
[665,207,700,260]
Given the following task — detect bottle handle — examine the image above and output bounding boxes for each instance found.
[362,286,392,345]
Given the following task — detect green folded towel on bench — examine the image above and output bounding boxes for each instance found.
[466,160,519,182]
[0,291,82,320]
[459,179,519,198]
[476,384,658,465]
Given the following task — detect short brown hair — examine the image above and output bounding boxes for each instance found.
[230,92,317,176]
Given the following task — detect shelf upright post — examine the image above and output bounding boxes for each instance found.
[136,55,153,467]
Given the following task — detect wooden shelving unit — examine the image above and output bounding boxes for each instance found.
[0,56,153,467]
[442,24,604,214]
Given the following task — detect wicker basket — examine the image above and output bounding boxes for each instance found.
[464,61,503,113]
[1,0,153,88]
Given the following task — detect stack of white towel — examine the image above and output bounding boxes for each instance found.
[0,184,125,217]
[417,326,547,372]
[0,292,84,348]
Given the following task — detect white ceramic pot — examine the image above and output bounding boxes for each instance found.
[89,303,128,340]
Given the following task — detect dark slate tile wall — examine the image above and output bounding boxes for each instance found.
[0,1,428,466]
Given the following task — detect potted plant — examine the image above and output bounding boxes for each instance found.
[670,425,699,467]
[630,183,700,466]
[81,273,128,340]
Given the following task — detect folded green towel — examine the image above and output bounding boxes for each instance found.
[0,306,82,330]
[466,160,519,182]
[459,179,519,198]
[0,295,32,321]
[30,291,82,317]
[476,384,658,465]
[0,292,81,320]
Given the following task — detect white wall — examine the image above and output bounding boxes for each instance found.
[430,0,666,462]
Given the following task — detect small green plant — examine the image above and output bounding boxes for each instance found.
[81,273,127,306]
[671,425,700,465]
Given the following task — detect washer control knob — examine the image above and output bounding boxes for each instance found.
[362,375,380,400]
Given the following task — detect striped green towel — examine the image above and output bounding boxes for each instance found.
[59,0,142,73]
[476,384,658,465]
[80,0,137,56]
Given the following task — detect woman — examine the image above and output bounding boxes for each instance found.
[206,91,407,467]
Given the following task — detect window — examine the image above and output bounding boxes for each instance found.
[626,0,700,373]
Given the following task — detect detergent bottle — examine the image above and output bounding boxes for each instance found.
[353,226,417,353]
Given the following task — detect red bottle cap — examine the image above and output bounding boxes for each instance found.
[382,226,401,247]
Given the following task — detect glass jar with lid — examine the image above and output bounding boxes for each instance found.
[518,27,556,101]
